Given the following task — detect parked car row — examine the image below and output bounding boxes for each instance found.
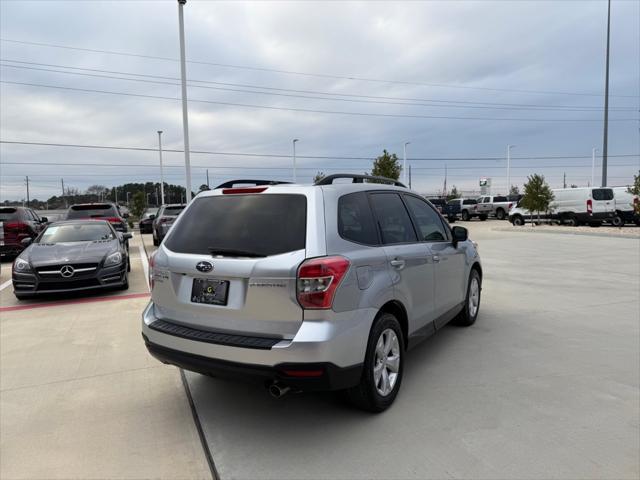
[509,187,639,227]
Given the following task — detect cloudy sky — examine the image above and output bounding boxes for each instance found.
[1,0,638,202]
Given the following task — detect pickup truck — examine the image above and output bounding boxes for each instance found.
[476,195,513,220]
[427,198,458,222]
[447,198,485,221]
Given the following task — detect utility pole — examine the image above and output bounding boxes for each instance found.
[158,130,165,205]
[206,169,210,188]
[114,186,118,204]
[601,0,611,187]
[563,172,567,189]
[443,164,448,197]
[507,144,516,193]
[292,139,299,182]
[403,142,410,184]
[61,178,67,207]
[177,0,193,202]
[592,147,598,187]
[25,176,30,207]
[408,165,412,189]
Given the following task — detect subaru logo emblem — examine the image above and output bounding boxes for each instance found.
[196,261,213,273]
[60,265,75,278]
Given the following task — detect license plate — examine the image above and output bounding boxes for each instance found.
[191,278,229,305]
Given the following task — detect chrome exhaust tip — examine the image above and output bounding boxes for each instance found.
[268,383,291,399]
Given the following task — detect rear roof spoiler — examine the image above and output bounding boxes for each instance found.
[214,180,293,189]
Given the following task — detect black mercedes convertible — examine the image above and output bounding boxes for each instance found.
[12,220,132,300]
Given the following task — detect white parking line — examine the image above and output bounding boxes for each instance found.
[138,244,150,291]
[0,279,12,292]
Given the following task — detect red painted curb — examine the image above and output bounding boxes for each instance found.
[0,292,150,313]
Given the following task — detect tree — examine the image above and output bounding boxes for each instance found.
[509,185,520,195]
[369,150,401,180]
[521,174,555,222]
[313,171,325,184]
[628,171,640,214]
[447,185,460,200]
[86,184,108,200]
[130,191,146,219]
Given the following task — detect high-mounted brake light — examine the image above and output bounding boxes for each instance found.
[587,199,593,214]
[297,256,350,309]
[222,187,268,194]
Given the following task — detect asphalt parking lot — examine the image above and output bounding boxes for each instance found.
[1,222,639,479]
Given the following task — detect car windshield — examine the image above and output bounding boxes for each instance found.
[0,208,19,221]
[165,194,306,256]
[163,206,185,216]
[67,205,117,219]
[39,223,115,243]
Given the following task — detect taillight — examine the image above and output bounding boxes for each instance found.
[297,256,350,309]
[4,222,29,233]
[222,187,268,194]
[148,252,156,291]
[587,199,593,214]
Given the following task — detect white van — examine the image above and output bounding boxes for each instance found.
[611,187,639,226]
[508,187,615,226]
[551,187,614,226]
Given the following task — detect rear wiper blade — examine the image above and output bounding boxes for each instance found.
[208,247,265,258]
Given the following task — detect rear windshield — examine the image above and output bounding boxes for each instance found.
[67,205,117,219]
[494,196,508,202]
[463,199,477,205]
[165,194,307,256]
[0,208,20,221]
[163,206,185,216]
[592,189,614,201]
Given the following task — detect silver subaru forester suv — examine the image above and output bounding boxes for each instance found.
[142,174,482,412]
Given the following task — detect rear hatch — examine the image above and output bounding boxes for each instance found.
[0,208,22,246]
[591,188,614,214]
[152,190,309,339]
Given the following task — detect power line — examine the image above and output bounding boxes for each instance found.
[2,80,636,122]
[1,60,634,112]
[2,38,637,99]
[2,140,638,161]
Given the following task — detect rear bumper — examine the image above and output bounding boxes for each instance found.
[144,336,362,391]
[141,301,374,390]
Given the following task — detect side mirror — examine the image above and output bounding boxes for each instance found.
[21,237,33,247]
[40,217,48,223]
[123,233,133,241]
[451,226,468,246]
[122,213,130,219]
[149,214,156,220]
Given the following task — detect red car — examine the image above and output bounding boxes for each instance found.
[0,207,48,258]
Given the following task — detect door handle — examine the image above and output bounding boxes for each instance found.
[432,255,440,263]
[389,259,405,270]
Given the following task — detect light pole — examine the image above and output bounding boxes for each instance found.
[158,130,165,205]
[177,0,192,202]
[403,142,410,184]
[601,0,611,187]
[507,144,516,194]
[592,147,598,187]
[292,139,299,182]
[146,193,151,206]
[126,191,131,205]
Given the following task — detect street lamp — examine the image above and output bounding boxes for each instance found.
[292,139,299,183]
[592,147,598,187]
[403,142,410,184]
[158,130,165,205]
[507,145,516,194]
[177,0,192,202]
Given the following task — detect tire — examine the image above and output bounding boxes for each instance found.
[565,215,578,227]
[448,216,456,223]
[479,215,488,221]
[611,214,623,227]
[453,269,481,327]
[127,257,131,272]
[461,210,470,221]
[347,312,404,413]
[512,215,524,226]
[496,209,505,220]
[120,273,129,290]
[153,236,159,247]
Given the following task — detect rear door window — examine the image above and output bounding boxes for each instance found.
[592,189,614,201]
[164,194,307,256]
[369,193,417,245]
[494,196,508,202]
[338,192,379,245]
[403,195,449,242]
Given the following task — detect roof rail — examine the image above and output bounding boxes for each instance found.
[214,179,293,189]
[314,174,406,188]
